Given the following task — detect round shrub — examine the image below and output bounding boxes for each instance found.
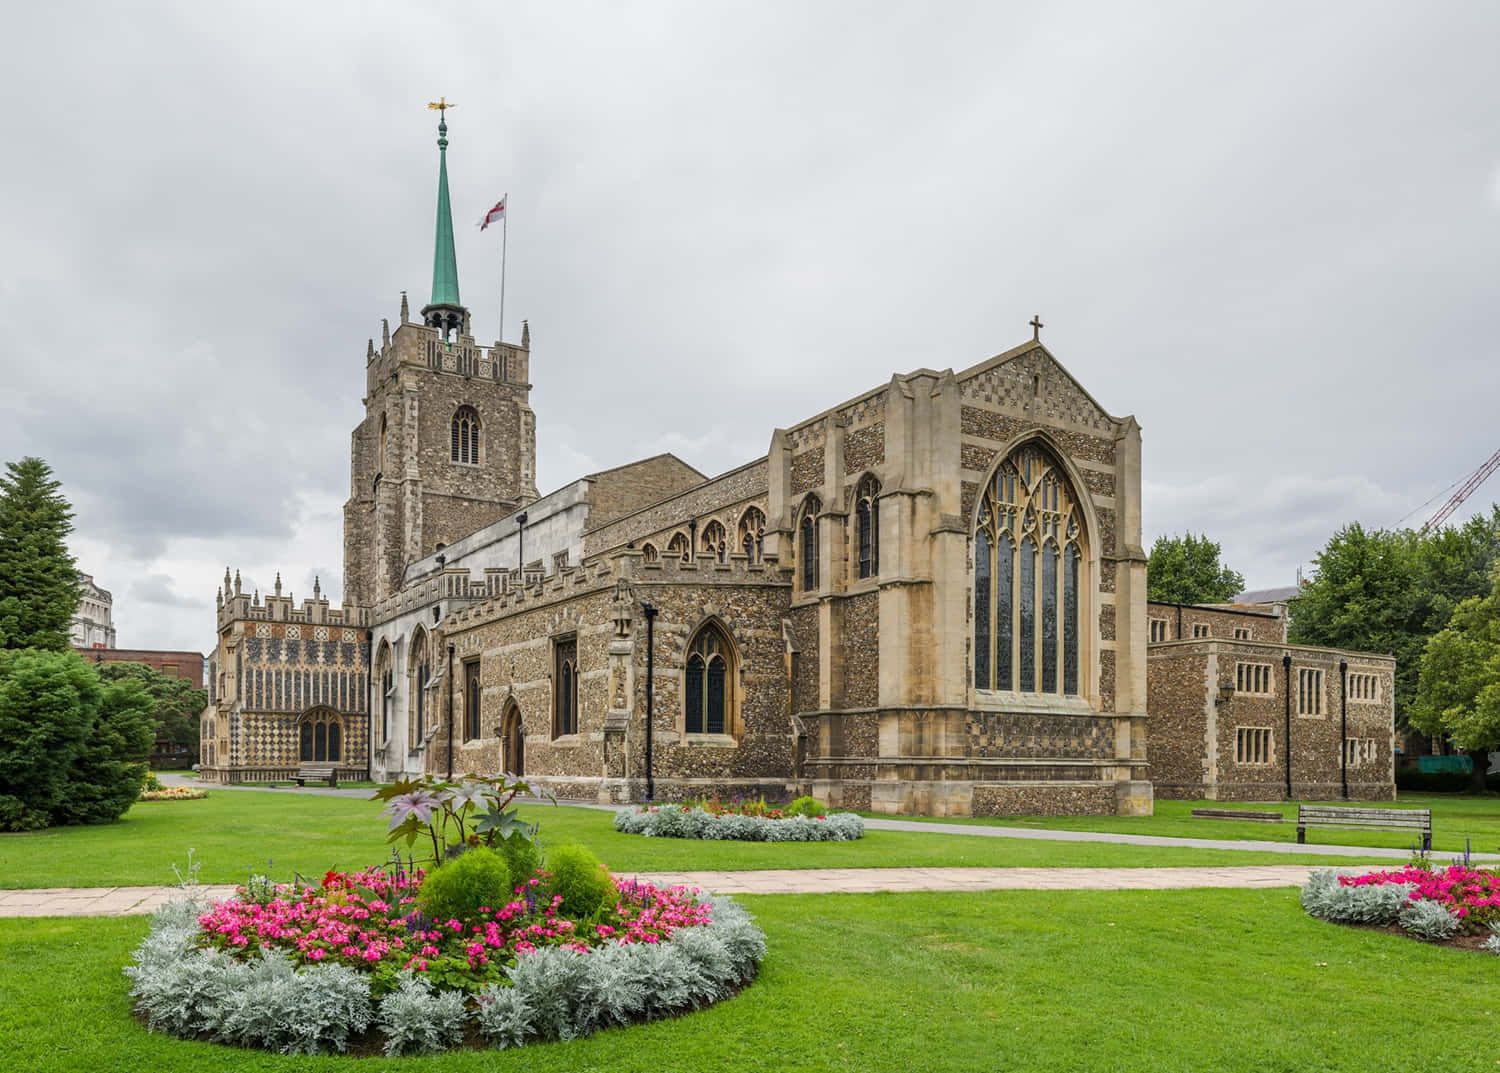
[787,795,827,818]
[545,843,617,920]
[418,847,512,925]
[498,833,541,884]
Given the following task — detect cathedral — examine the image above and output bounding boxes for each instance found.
[199,115,1396,814]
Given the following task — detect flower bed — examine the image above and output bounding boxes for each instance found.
[139,786,207,801]
[1301,863,1500,949]
[614,804,865,841]
[123,774,766,1056]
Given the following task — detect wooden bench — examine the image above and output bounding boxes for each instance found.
[1296,805,1431,850]
[1191,808,1284,823]
[294,765,338,788]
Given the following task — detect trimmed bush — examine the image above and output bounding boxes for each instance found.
[418,847,512,925]
[1299,869,1411,926]
[787,795,827,818]
[545,843,617,920]
[614,804,865,842]
[498,832,541,883]
[1399,898,1461,942]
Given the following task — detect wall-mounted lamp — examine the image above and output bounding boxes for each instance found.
[1216,680,1235,706]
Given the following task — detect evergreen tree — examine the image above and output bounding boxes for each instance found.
[1145,533,1245,605]
[0,457,80,651]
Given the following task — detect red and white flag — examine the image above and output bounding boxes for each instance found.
[479,197,507,230]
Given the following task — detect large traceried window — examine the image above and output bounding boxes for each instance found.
[408,629,431,749]
[854,475,880,580]
[451,405,481,464]
[973,443,1086,697]
[685,621,735,734]
[798,495,821,594]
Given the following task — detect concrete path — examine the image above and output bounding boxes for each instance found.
[0,865,1333,918]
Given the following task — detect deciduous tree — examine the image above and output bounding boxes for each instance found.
[1145,533,1245,605]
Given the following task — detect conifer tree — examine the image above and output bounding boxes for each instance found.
[0,457,80,650]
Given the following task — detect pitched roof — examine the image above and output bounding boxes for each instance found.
[1232,585,1302,604]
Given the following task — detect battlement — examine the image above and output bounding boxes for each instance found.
[215,568,370,631]
[364,300,530,397]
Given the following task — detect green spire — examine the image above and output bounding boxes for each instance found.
[430,114,461,307]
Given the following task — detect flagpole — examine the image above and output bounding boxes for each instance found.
[498,193,508,343]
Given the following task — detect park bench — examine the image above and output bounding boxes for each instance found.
[294,764,338,788]
[1191,808,1283,823]
[1296,805,1431,850]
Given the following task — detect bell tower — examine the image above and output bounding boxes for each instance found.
[342,102,539,608]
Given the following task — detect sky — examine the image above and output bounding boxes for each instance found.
[2,1,1497,653]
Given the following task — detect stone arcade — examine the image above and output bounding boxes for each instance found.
[200,115,1395,813]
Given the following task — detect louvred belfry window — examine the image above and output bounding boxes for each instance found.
[973,444,1086,696]
[451,406,481,464]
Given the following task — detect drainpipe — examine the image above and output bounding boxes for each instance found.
[1176,604,1183,640]
[446,643,455,779]
[1283,653,1293,799]
[516,512,528,576]
[1339,659,1349,800]
[641,601,658,801]
[365,630,375,781]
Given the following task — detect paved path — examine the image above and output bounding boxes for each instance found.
[0,865,1334,918]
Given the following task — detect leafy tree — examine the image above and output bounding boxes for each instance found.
[0,457,81,651]
[0,649,153,830]
[1146,533,1245,605]
[1411,576,1500,793]
[1290,509,1500,731]
[98,662,207,763]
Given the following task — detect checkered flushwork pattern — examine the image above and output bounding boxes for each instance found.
[965,711,1113,759]
[959,349,1109,432]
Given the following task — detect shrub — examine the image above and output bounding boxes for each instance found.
[545,843,617,920]
[498,831,541,883]
[376,973,467,1057]
[418,847,512,925]
[787,795,827,818]
[1299,869,1410,926]
[1400,898,1461,942]
[614,805,865,842]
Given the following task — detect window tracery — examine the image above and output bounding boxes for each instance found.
[798,495,821,594]
[641,542,660,564]
[701,520,728,563]
[738,507,765,564]
[685,622,735,734]
[973,443,1085,696]
[553,635,578,736]
[375,641,393,744]
[451,406,481,465]
[408,630,430,749]
[300,708,343,763]
[667,532,691,563]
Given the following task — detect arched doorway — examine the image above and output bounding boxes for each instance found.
[501,702,524,776]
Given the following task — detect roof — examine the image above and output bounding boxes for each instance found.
[1232,585,1302,604]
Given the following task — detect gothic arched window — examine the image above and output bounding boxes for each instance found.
[501,701,524,775]
[854,474,880,580]
[667,531,691,563]
[375,641,393,745]
[451,405,481,465]
[973,443,1086,697]
[701,520,728,563]
[685,621,735,734]
[464,659,482,742]
[738,507,765,564]
[553,635,578,737]
[408,629,430,749]
[378,412,388,471]
[641,542,660,564]
[300,708,343,763]
[798,495,821,594]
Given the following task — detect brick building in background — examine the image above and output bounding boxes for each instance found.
[1146,601,1395,800]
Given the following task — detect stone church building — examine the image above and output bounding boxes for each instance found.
[200,115,1394,813]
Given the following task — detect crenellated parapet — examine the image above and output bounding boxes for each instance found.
[214,568,370,631]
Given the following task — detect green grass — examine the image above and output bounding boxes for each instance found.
[871,794,1500,853]
[0,792,1389,888]
[1,889,1493,1071]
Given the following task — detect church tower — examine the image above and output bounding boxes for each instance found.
[343,105,539,608]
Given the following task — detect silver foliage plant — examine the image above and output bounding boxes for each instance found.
[1299,869,1414,927]
[125,890,766,1056]
[1482,922,1500,955]
[1398,898,1461,942]
[613,804,865,841]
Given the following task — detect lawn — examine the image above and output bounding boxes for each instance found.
[1,888,1492,1072]
[875,795,1500,854]
[0,791,1389,888]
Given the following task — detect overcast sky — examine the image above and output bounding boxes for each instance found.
[3,1,1497,652]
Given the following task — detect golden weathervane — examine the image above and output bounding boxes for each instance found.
[427,97,456,118]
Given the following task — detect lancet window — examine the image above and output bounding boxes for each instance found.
[738,507,765,564]
[798,495,821,594]
[451,406,481,465]
[408,629,431,749]
[854,475,880,580]
[973,443,1085,697]
[376,641,393,744]
[684,622,734,734]
[667,532,691,562]
[553,635,578,737]
[701,520,728,563]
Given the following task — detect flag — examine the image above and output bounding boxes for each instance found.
[479,197,506,231]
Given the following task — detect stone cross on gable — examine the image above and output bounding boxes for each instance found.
[1030,315,1044,341]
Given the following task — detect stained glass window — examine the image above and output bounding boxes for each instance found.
[1019,536,1036,692]
[974,528,990,688]
[996,534,1014,691]
[1063,543,1079,695]
[686,623,735,735]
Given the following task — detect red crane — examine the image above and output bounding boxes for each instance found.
[1422,448,1500,533]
